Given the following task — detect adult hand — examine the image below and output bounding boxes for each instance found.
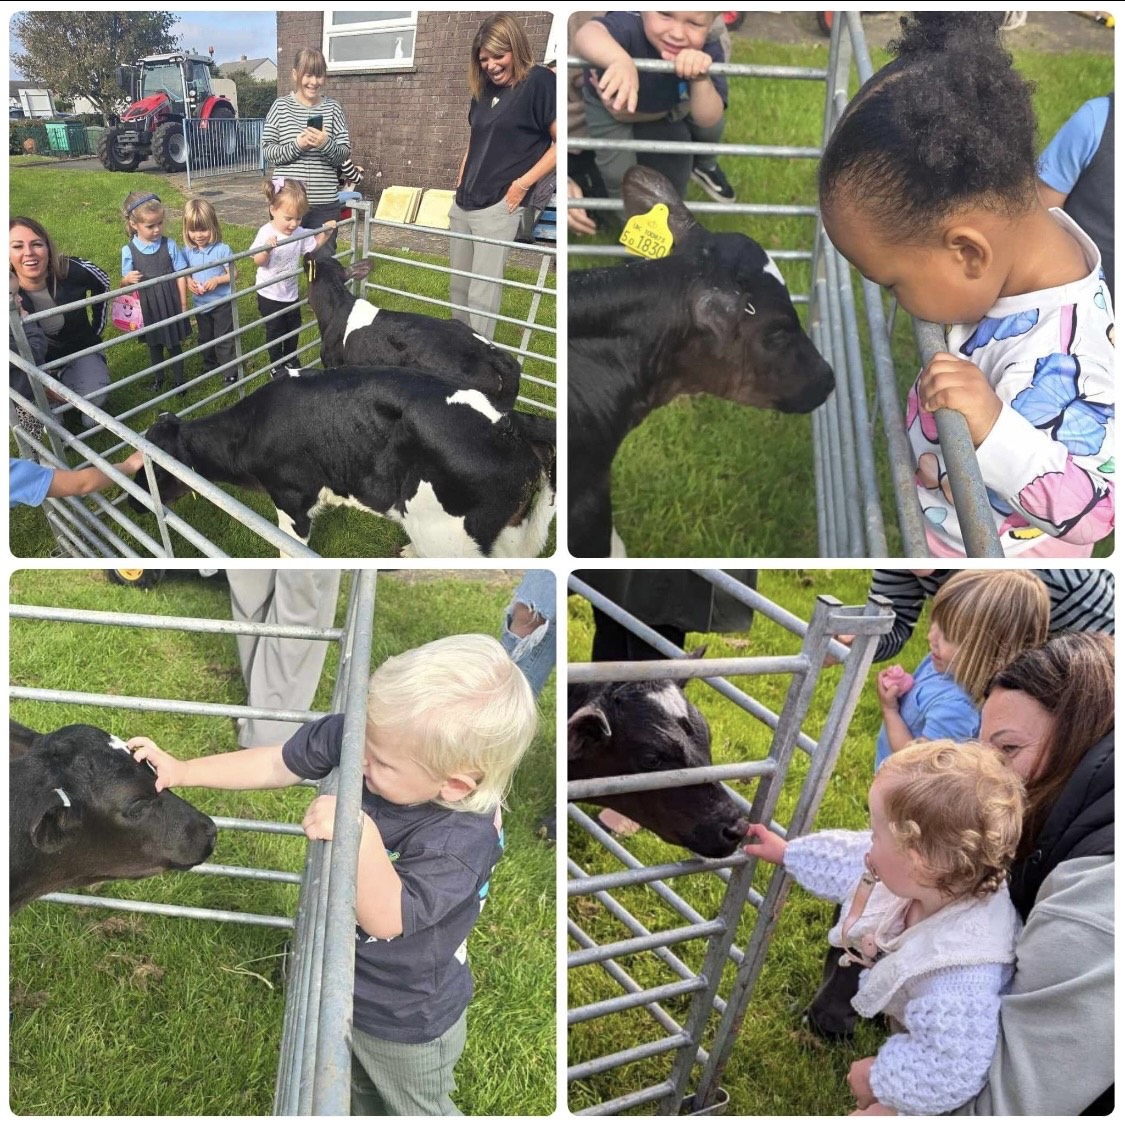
[671,48,713,80]
[127,736,186,792]
[304,125,328,150]
[567,178,597,237]
[596,57,640,115]
[917,352,1003,448]
[847,1056,877,1110]
[505,179,529,213]
[742,822,787,865]
[302,794,337,841]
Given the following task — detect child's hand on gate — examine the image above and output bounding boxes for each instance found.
[876,665,914,710]
[672,48,712,81]
[596,57,640,115]
[128,736,186,792]
[847,1056,877,1109]
[742,822,787,865]
[917,352,1003,448]
[302,794,337,841]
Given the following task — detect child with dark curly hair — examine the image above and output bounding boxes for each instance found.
[820,14,1114,558]
[744,740,1024,1115]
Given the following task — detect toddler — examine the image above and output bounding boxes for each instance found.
[252,177,335,377]
[819,14,1114,557]
[129,633,538,1116]
[874,569,1048,769]
[120,192,191,392]
[182,198,237,384]
[744,740,1024,1115]
[575,11,730,202]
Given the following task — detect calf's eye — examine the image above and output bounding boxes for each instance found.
[121,800,151,822]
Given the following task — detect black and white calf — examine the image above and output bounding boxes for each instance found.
[136,367,556,558]
[568,678,750,858]
[304,243,521,411]
[10,720,217,912]
[568,165,836,557]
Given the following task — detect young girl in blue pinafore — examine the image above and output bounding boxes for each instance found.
[875,569,1049,770]
[120,192,191,392]
[182,198,237,385]
[252,177,335,377]
[819,14,1114,558]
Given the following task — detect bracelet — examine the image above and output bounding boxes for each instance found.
[514,179,530,191]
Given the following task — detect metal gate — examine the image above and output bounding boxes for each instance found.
[567,11,1000,556]
[567,571,894,1114]
[9,199,555,559]
[9,569,377,1114]
[184,117,266,189]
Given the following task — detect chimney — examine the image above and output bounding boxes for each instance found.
[240,54,247,61]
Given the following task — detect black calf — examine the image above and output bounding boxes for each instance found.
[568,165,835,557]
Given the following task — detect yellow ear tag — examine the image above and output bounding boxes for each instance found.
[619,204,673,259]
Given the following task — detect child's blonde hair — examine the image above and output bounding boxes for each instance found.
[365,633,538,814]
[877,739,1023,898]
[262,176,309,217]
[183,198,222,247]
[123,191,165,238]
[931,570,1049,703]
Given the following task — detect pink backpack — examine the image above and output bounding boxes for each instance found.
[110,292,144,333]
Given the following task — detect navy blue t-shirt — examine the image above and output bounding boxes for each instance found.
[282,714,504,1043]
[586,12,729,114]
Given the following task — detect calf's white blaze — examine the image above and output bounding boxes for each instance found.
[446,389,502,424]
[342,300,379,348]
[653,682,690,721]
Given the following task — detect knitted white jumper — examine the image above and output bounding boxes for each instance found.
[784,830,1022,1115]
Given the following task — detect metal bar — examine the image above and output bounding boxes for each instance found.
[569,978,705,1026]
[576,1081,676,1117]
[569,921,727,969]
[568,760,774,801]
[566,56,827,82]
[569,1036,692,1083]
[568,655,806,683]
[570,856,743,898]
[38,892,294,928]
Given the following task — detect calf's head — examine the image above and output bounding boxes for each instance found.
[9,721,217,911]
[131,412,192,510]
[621,165,835,414]
[567,680,749,858]
[303,242,372,289]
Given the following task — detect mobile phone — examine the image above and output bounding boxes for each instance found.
[307,114,323,130]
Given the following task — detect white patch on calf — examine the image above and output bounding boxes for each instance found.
[54,787,72,808]
[342,300,379,348]
[610,527,628,558]
[763,254,787,289]
[471,332,495,348]
[286,367,302,377]
[653,682,690,721]
[107,735,130,753]
[400,480,483,557]
[275,507,311,559]
[446,389,503,424]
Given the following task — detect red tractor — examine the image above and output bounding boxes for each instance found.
[98,52,236,173]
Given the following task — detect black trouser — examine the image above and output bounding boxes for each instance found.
[195,300,235,377]
[304,201,342,253]
[804,904,863,1038]
[590,607,685,663]
[147,342,184,388]
[257,294,302,369]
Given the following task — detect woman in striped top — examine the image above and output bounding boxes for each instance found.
[262,48,351,250]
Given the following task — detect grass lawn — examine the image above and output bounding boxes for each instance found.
[566,568,938,1114]
[8,168,556,559]
[569,35,1114,558]
[9,568,556,1116]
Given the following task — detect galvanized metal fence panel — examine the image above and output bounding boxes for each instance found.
[567,571,894,1113]
[568,15,1002,555]
[9,569,378,1115]
[184,117,265,189]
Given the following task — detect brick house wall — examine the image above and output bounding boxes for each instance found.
[276,11,553,200]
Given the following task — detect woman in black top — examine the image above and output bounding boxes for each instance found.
[9,216,111,407]
[449,14,556,342]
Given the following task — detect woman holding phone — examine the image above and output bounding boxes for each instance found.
[262,48,351,249]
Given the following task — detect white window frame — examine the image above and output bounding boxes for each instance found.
[321,11,417,72]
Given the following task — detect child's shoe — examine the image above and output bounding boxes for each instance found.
[692,162,737,202]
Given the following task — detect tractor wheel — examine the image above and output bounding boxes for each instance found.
[108,568,164,589]
[97,127,141,172]
[152,121,188,172]
[817,11,834,36]
[207,102,238,160]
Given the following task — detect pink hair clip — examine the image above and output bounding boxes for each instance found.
[271,176,285,192]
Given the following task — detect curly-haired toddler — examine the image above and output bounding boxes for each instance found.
[744,739,1024,1115]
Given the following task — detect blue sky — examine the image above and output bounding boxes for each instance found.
[10,11,278,79]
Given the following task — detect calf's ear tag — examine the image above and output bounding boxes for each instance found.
[620,204,673,260]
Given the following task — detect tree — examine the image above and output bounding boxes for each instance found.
[11,12,180,124]
[214,68,278,119]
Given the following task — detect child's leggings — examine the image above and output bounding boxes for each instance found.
[349,1010,467,1115]
[146,342,184,388]
[257,294,302,370]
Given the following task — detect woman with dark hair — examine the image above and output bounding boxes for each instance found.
[9,216,112,406]
[449,13,556,341]
[948,631,1113,1115]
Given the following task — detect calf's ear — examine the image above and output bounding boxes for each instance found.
[620,165,700,248]
[10,719,40,759]
[30,791,82,853]
[567,704,612,760]
[344,259,373,282]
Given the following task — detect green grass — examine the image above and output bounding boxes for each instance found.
[10,568,556,1116]
[571,38,1114,558]
[8,168,556,559]
[566,569,931,1114]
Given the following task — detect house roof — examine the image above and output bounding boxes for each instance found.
[9,80,47,97]
[217,57,274,76]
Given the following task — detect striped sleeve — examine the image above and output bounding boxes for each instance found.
[1042,569,1115,635]
[261,95,351,207]
[72,257,110,338]
[868,570,947,662]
